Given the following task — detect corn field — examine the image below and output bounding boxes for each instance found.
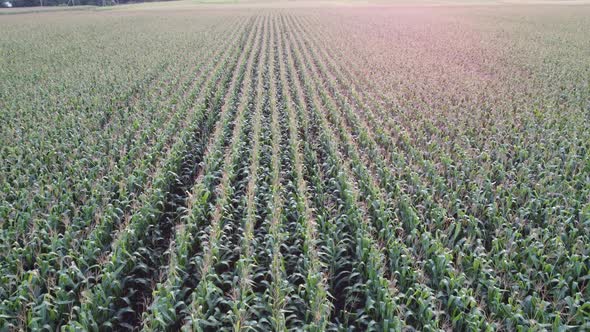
[0,2,589,331]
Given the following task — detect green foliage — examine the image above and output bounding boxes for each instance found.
[1,4,589,331]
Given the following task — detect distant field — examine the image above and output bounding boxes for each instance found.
[1,1,589,331]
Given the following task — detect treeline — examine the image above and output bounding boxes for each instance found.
[7,0,174,7]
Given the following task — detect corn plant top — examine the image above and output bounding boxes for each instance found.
[0,1,589,331]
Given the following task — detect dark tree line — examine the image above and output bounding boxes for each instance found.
[6,0,174,7]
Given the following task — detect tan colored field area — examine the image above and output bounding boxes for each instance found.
[1,0,589,330]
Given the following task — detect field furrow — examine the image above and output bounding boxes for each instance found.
[276,12,333,331]
[281,13,404,330]
[176,14,266,331]
[142,14,264,331]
